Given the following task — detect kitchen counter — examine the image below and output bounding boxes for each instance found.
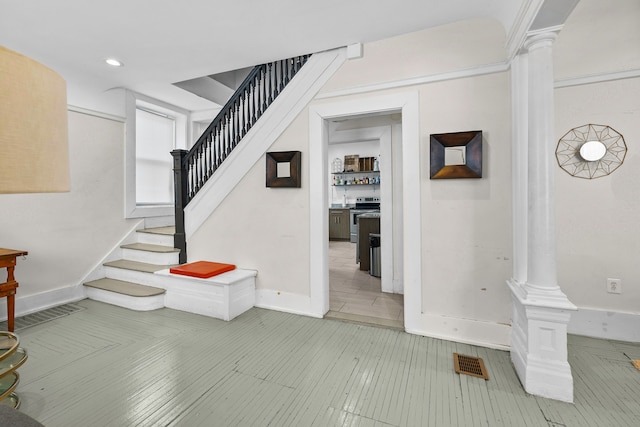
[357,214,380,272]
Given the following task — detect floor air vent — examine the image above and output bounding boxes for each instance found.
[0,303,85,331]
[453,353,489,380]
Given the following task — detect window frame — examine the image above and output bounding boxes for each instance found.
[124,91,190,219]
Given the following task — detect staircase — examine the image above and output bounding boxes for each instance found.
[84,226,177,311]
[82,49,347,320]
[84,226,257,321]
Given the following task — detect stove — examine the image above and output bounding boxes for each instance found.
[355,196,380,209]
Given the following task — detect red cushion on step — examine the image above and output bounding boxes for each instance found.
[170,261,236,278]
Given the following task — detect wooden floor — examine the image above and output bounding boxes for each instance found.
[328,241,404,329]
[12,300,640,426]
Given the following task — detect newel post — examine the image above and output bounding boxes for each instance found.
[172,149,188,264]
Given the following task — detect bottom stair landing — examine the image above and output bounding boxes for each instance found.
[85,268,257,321]
[84,278,166,311]
[84,225,257,321]
[157,268,256,321]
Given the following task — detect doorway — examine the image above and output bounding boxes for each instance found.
[325,116,403,327]
[308,91,422,332]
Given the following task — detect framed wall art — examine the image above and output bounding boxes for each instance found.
[430,130,482,179]
[266,151,301,188]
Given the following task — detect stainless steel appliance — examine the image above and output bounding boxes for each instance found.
[349,197,380,243]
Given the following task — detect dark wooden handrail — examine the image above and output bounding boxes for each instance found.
[172,54,311,262]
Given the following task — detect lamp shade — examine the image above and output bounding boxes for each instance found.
[0,45,69,193]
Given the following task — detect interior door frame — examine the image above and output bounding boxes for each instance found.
[309,91,422,332]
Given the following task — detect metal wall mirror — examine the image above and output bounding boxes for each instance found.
[266,151,301,187]
[430,130,482,179]
[556,124,627,179]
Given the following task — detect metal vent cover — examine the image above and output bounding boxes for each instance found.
[0,303,85,331]
[453,353,489,380]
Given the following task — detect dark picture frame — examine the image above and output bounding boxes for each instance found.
[430,130,482,179]
[266,151,301,188]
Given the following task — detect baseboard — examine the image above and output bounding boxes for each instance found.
[0,285,86,321]
[409,313,512,351]
[254,289,321,319]
[568,307,640,342]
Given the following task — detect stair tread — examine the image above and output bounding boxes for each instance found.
[137,226,175,236]
[121,243,180,253]
[104,259,175,273]
[84,278,165,297]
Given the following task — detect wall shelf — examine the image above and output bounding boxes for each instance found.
[332,170,380,186]
[332,184,379,187]
[332,170,379,175]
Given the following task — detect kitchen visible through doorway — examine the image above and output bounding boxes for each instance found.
[327,241,403,328]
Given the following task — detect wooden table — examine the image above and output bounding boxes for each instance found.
[0,248,28,332]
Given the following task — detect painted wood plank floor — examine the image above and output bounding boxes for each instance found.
[11,299,640,426]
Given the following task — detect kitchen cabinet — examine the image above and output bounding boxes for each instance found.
[329,208,350,241]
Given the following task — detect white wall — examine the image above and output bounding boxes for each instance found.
[419,72,512,342]
[184,1,640,345]
[320,19,513,346]
[0,110,137,314]
[187,109,311,305]
[189,17,514,347]
[320,18,508,94]
[553,0,640,340]
[553,0,640,80]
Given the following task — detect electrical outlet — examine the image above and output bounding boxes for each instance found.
[607,278,622,294]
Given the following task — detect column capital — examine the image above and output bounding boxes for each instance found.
[524,26,561,51]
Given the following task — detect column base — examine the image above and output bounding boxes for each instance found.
[507,279,577,402]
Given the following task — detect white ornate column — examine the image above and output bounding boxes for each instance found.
[508,30,577,403]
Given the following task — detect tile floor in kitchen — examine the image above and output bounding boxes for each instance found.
[327,240,404,329]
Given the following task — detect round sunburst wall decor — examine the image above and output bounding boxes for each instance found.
[556,124,627,179]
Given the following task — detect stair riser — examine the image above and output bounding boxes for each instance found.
[104,267,171,288]
[85,287,165,311]
[144,216,175,229]
[105,266,194,289]
[135,232,174,246]
[122,248,179,265]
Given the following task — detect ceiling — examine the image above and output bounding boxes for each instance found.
[1,0,527,113]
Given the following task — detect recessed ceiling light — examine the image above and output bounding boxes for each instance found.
[105,58,123,67]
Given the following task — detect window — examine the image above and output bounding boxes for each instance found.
[125,91,189,218]
[135,108,175,205]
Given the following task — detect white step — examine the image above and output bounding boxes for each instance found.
[103,259,175,284]
[84,278,165,311]
[86,226,256,321]
[121,243,180,265]
[155,268,257,321]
